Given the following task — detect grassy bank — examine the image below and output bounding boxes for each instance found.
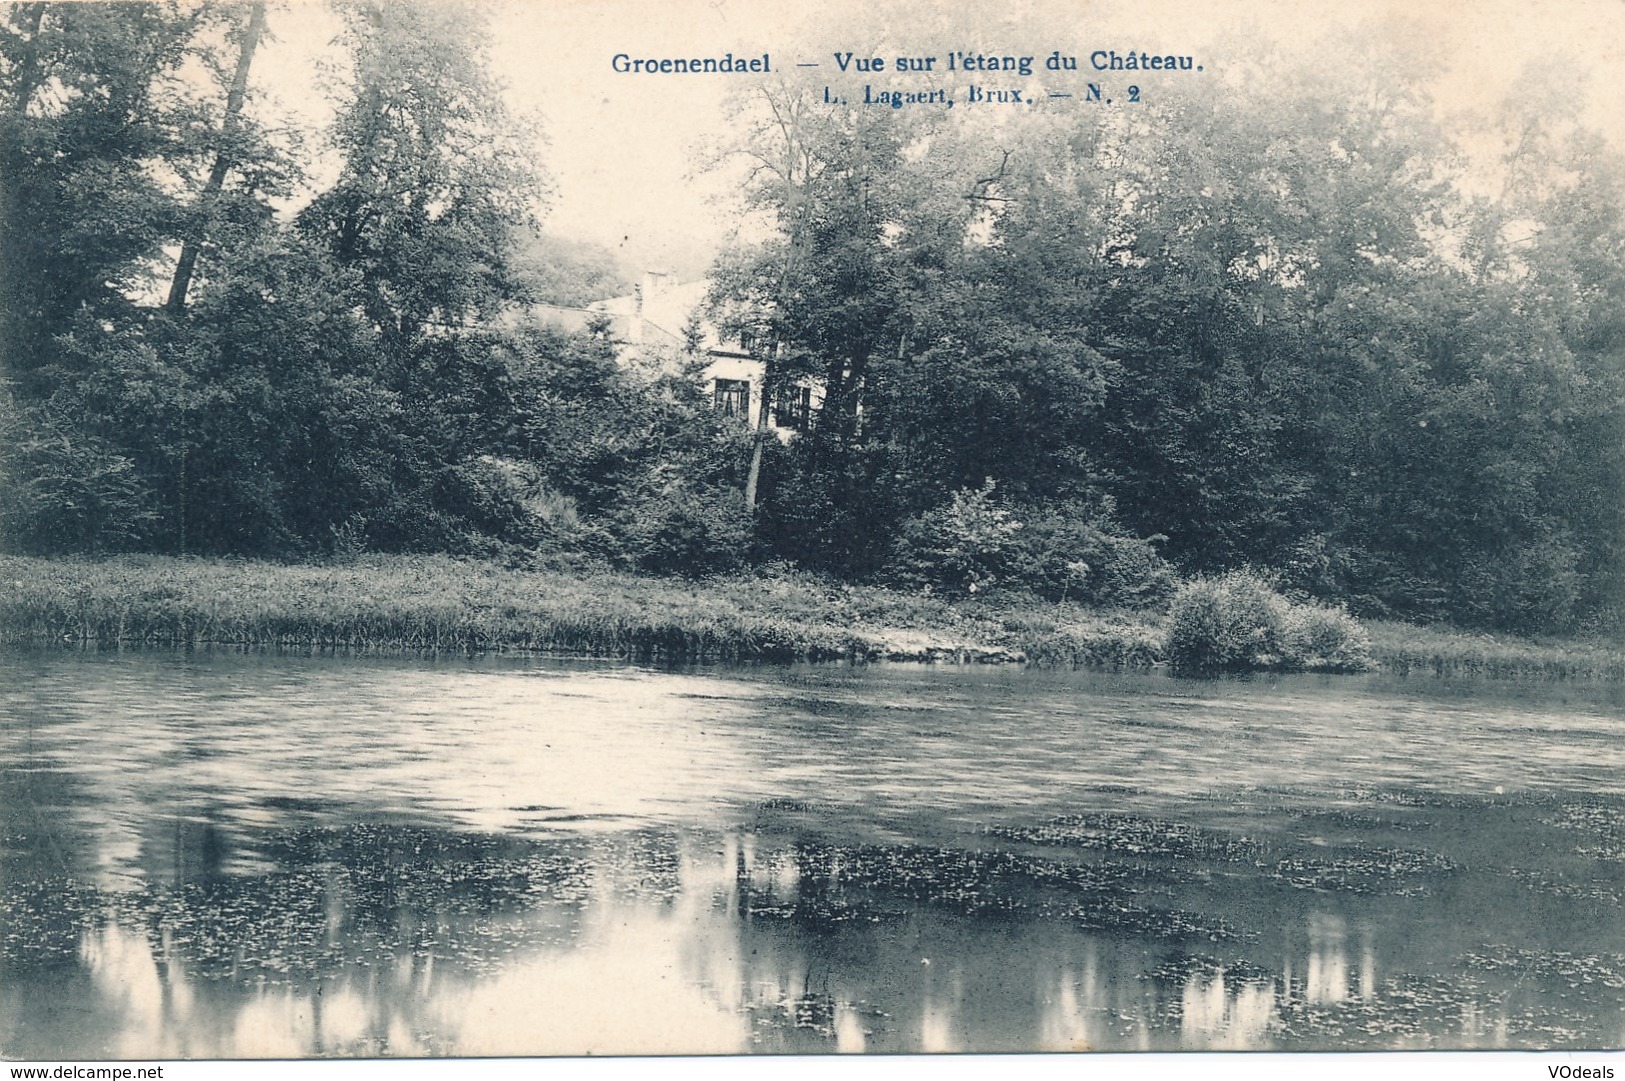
[1,555,1621,680]
[0,555,1022,663]
[1363,620,1625,681]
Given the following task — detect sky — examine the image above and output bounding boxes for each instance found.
[250,0,1625,280]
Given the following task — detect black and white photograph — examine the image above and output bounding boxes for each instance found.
[2,0,1624,1069]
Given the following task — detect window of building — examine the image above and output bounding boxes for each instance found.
[773,384,813,432]
[714,378,751,418]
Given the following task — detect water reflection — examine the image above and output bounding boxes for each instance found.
[1305,913,1351,1005]
[4,651,1625,1055]
[6,822,1619,1056]
[1179,969,1276,1050]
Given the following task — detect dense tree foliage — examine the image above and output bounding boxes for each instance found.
[0,0,737,566]
[712,52,1625,629]
[1,5,1620,632]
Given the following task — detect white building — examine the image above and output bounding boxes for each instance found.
[531,270,816,433]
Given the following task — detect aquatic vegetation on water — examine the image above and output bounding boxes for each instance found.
[1113,952,1620,1050]
[1503,867,1623,907]
[1544,802,1625,861]
[1267,972,1511,1048]
[772,840,1246,942]
[1465,946,1625,992]
[1292,784,1482,811]
[987,813,1263,863]
[5,811,1625,1053]
[986,810,1460,901]
[1269,848,1456,897]
[1280,806,1434,833]
[0,827,601,984]
[1146,953,1277,990]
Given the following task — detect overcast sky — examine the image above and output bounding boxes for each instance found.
[253,0,1625,280]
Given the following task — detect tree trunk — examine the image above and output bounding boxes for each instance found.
[5,5,48,118]
[741,84,813,512]
[742,391,769,510]
[0,5,49,368]
[165,1,267,315]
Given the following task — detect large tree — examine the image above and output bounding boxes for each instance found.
[0,1,202,378]
[298,0,541,355]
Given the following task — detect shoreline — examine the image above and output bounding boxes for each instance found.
[1,554,1621,680]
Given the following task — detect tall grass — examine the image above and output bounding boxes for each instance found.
[0,555,990,662]
[995,605,1167,668]
[1364,620,1625,681]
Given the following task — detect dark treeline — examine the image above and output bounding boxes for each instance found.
[0,1,751,575]
[2,3,1622,634]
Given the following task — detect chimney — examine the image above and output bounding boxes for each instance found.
[642,269,676,299]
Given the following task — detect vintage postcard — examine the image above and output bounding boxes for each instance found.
[1,0,1623,1071]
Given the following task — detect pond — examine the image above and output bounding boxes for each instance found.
[2,650,1623,1057]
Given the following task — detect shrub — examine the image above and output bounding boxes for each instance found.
[327,515,369,564]
[1,425,158,553]
[884,485,1175,603]
[616,481,752,577]
[1280,603,1373,672]
[434,457,550,549]
[1164,572,1290,673]
[884,478,1022,594]
[456,456,590,551]
[1165,571,1374,674]
[1005,500,1175,606]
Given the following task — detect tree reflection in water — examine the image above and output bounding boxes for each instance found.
[4,816,1623,1056]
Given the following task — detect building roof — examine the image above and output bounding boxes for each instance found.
[588,273,753,357]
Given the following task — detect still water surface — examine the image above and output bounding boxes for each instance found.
[2,650,1624,1056]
